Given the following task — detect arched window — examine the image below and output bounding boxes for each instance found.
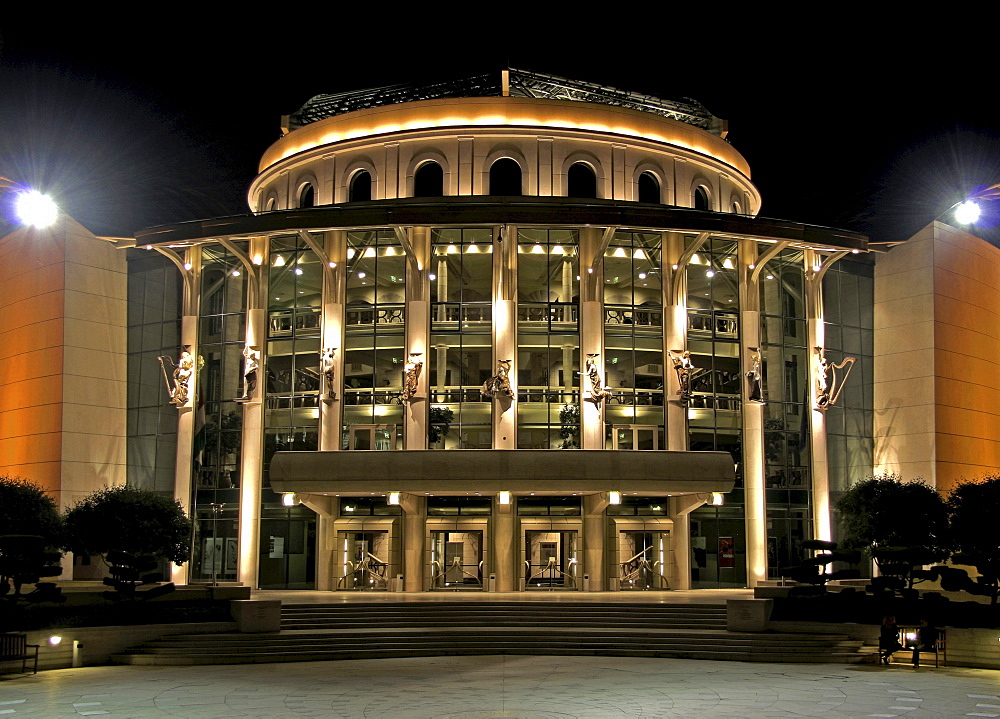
[731,201,742,214]
[265,197,277,212]
[489,158,522,196]
[567,162,597,199]
[299,184,315,208]
[413,161,444,197]
[349,170,372,202]
[637,172,660,203]
[693,186,710,211]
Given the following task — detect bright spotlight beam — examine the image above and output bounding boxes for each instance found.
[15,190,58,227]
[954,200,981,225]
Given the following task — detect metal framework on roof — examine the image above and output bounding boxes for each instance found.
[287,69,724,135]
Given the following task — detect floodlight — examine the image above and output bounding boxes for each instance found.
[15,190,58,227]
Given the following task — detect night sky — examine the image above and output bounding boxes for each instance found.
[3,19,999,245]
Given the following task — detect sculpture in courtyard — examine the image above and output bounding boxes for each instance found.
[481,359,514,399]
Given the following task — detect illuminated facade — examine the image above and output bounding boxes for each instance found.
[123,70,886,591]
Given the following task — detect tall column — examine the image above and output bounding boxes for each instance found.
[579,227,604,450]
[404,227,430,449]
[319,231,345,452]
[583,493,609,590]
[493,496,516,591]
[170,246,201,585]
[662,232,688,451]
[400,493,426,591]
[237,236,267,590]
[739,242,767,587]
[668,495,709,590]
[662,233,692,589]
[805,249,831,542]
[493,225,517,450]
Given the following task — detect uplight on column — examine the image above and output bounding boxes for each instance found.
[498,491,511,505]
[609,491,622,505]
[388,492,401,505]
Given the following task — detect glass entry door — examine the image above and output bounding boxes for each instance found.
[525,530,578,590]
[338,531,389,590]
[430,531,483,589]
[618,531,670,590]
[612,425,659,450]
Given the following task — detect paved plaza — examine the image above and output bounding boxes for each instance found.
[2,655,1000,718]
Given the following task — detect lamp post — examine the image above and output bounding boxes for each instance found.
[0,177,59,230]
[944,183,1000,227]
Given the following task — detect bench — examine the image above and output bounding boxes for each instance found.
[0,633,39,675]
[897,625,946,667]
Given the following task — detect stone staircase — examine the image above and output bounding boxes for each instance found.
[111,600,874,666]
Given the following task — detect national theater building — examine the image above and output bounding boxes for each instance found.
[7,70,997,592]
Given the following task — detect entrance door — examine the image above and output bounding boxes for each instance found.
[338,531,390,590]
[618,531,670,590]
[430,531,483,589]
[525,531,578,589]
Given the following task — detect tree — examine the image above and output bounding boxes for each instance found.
[837,474,950,593]
[64,486,191,600]
[0,475,64,600]
[946,475,1000,605]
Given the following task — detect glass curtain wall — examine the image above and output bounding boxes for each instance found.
[603,232,664,448]
[126,250,181,494]
[343,229,406,448]
[192,245,246,582]
[686,238,745,587]
[429,228,493,448]
[261,235,321,589]
[517,229,580,448]
[823,257,874,553]
[759,248,811,578]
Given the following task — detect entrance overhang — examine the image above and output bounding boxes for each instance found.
[269,449,735,495]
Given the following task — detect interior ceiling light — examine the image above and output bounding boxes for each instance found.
[612,247,627,258]
[294,268,303,275]
[446,244,458,254]
[531,244,545,254]
[633,248,647,260]
[347,248,355,259]
[363,247,376,258]
[273,254,286,267]
[722,257,734,269]
[551,245,565,255]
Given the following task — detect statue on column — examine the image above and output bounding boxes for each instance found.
[746,347,764,404]
[482,359,514,399]
[320,347,338,403]
[581,353,612,406]
[814,346,857,411]
[402,352,423,403]
[667,349,697,405]
[158,346,195,407]
[235,345,261,403]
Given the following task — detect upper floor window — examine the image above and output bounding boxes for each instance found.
[350,170,372,202]
[638,172,660,203]
[567,163,597,199]
[489,158,522,196]
[414,161,444,197]
[299,183,316,208]
[693,186,710,211]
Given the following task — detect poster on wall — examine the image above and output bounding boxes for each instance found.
[719,537,735,568]
[269,536,285,559]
